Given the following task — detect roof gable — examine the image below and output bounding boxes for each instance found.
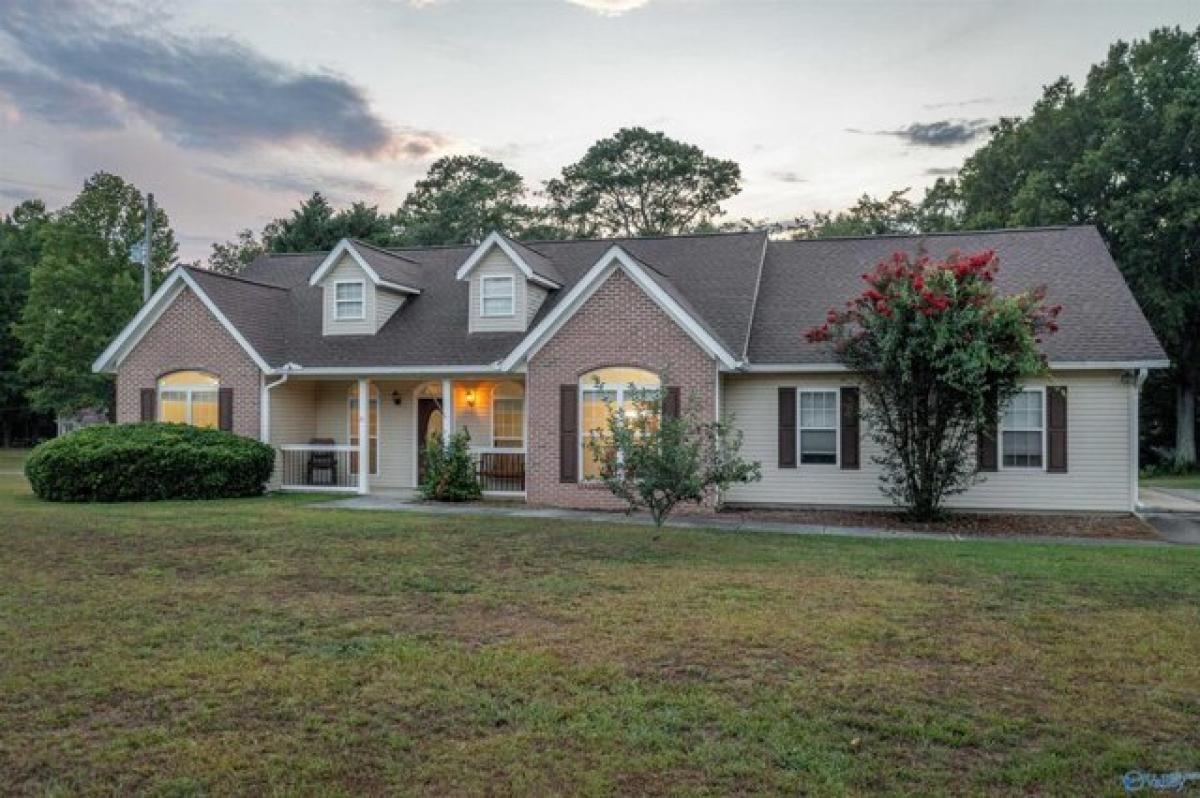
[308,239,422,294]
[455,232,563,288]
[500,245,741,371]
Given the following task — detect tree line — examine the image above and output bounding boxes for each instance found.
[0,26,1195,468]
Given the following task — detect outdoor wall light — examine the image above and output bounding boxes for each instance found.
[465,389,477,408]
[391,390,402,406]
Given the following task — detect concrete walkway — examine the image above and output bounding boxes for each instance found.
[315,494,1182,548]
[1138,487,1200,546]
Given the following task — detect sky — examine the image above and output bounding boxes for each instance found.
[1,0,1196,262]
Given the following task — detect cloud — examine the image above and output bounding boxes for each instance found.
[849,118,992,148]
[0,0,449,159]
[921,97,994,110]
[924,166,959,177]
[770,170,807,184]
[564,0,654,15]
[202,167,388,199]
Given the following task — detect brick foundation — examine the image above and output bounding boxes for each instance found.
[115,288,262,438]
[526,268,719,510]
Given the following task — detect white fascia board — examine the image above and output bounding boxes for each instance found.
[455,231,561,288]
[739,359,1173,374]
[270,364,502,377]
[91,268,186,373]
[500,245,740,371]
[309,239,375,286]
[92,268,272,374]
[309,239,421,294]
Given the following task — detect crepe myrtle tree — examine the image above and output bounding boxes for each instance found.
[806,249,1061,521]
[587,384,760,527]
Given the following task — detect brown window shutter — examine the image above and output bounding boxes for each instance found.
[977,388,999,472]
[218,387,234,432]
[1046,386,1068,473]
[839,387,860,470]
[559,384,578,483]
[140,388,156,422]
[778,386,796,468]
[663,386,681,421]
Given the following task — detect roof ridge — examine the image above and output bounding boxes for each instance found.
[183,264,289,290]
[775,224,1084,244]
[349,237,423,265]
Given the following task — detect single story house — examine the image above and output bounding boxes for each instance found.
[93,226,1167,512]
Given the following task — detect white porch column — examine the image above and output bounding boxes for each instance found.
[441,378,454,441]
[357,377,370,495]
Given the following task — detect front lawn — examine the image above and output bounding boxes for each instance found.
[1,464,1198,794]
[1142,472,1200,491]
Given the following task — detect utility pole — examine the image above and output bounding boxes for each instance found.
[142,193,154,303]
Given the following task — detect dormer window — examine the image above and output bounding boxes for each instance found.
[334,280,365,320]
[481,275,515,317]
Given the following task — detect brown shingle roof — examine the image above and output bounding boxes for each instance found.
[196,226,1162,370]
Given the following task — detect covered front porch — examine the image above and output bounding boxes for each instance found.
[264,374,526,497]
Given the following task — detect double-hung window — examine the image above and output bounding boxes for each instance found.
[334,281,365,320]
[492,382,525,449]
[480,276,515,317]
[158,370,219,428]
[798,390,838,465]
[1001,389,1044,468]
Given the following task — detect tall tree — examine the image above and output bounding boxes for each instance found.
[15,173,176,416]
[0,199,49,444]
[545,127,742,237]
[208,228,267,276]
[266,194,395,253]
[791,189,921,239]
[396,155,539,245]
[947,27,1200,467]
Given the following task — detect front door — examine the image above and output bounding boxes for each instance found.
[416,397,444,484]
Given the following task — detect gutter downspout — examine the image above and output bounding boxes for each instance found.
[1131,368,1148,511]
[260,365,298,443]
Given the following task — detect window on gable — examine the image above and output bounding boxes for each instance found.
[481,276,515,317]
[334,281,365,320]
[579,367,661,481]
[1002,389,1044,468]
[798,390,838,464]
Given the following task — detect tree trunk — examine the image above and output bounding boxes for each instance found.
[1176,379,1197,468]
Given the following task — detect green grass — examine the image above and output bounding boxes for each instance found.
[2,456,1199,795]
[0,447,30,472]
[1141,472,1200,491]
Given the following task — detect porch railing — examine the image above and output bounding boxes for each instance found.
[278,444,357,490]
[472,449,525,493]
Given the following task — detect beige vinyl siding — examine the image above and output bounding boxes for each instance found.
[321,255,376,336]
[468,248,529,333]
[526,283,549,325]
[721,371,1134,512]
[313,379,420,488]
[267,380,318,484]
[374,290,406,332]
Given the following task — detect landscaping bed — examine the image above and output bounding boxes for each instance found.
[721,506,1160,540]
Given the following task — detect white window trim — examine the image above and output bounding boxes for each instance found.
[157,380,219,426]
[490,388,526,450]
[578,374,662,482]
[333,280,366,321]
[347,386,381,476]
[797,387,840,467]
[1000,386,1047,471]
[480,275,516,318]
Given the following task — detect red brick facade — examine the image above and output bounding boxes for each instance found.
[115,288,262,438]
[526,268,719,509]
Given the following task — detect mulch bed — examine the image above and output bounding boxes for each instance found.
[718,507,1161,540]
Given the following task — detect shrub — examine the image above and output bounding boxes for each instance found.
[25,423,275,502]
[419,429,482,502]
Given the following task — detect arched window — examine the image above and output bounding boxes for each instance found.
[579,367,660,481]
[348,383,380,476]
[491,381,525,449]
[158,370,219,428]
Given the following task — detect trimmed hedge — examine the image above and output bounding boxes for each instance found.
[25,423,275,502]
